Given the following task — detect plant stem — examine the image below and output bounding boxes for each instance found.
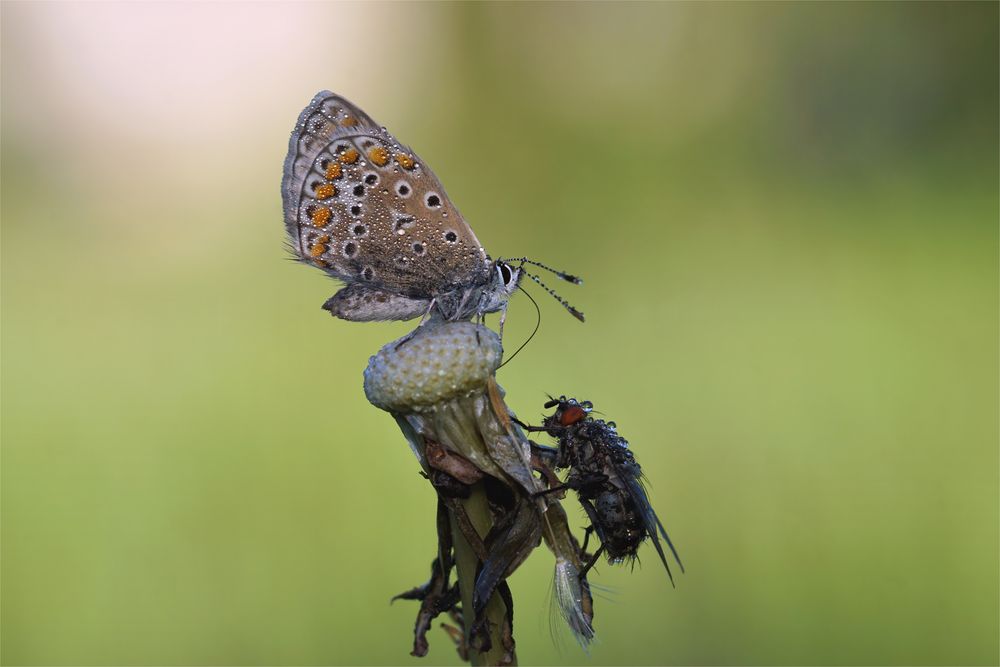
[449,481,516,667]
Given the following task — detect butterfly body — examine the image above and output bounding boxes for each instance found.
[282,91,522,323]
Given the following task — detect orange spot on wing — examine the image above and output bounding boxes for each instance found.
[368,146,389,166]
[340,148,360,164]
[395,153,415,170]
[309,243,327,258]
[342,116,358,127]
[311,207,332,227]
[315,184,336,200]
[325,163,343,180]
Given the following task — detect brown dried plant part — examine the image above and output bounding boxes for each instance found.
[426,440,484,485]
[391,499,460,657]
[366,322,596,659]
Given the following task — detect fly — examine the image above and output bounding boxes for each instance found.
[521,396,684,584]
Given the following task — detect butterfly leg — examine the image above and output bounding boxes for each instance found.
[497,299,510,343]
[393,298,440,350]
[418,297,438,327]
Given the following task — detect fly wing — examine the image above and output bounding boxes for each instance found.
[281,91,491,298]
[622,474,684,585]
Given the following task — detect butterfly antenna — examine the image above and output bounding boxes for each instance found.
[498,284,542,369]
[521,270,586,322]
[505,257,583,285]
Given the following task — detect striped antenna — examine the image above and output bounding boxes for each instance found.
[522,270,585,322]
[504,257,582,285]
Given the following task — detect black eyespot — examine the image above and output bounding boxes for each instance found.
[344,242,357,257]
[304,205,316,218]
[444,231,458,243]
[364,173,378,185]
[353,185,365,196]
[396,182,411,197]
[310,181,320,192]
[350,205,362,216]
[412,242,425,255]
[362,267,374,280]
[499,263,512,284]
[319,159,330,170]
[426,194,441,207]
[353,224,367,235]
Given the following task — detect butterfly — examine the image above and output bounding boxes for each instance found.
[281,91,583,325]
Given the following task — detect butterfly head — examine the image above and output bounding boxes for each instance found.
[495,260,523,296]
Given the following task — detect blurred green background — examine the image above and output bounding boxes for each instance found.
[2,2,997,665]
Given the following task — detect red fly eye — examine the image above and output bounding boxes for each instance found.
[560,405,587,426]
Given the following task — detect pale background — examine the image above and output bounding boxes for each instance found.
[2,2,998,665]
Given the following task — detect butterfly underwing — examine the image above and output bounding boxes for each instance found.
[281,91,521,322]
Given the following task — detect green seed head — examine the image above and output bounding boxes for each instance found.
[364,322,502,413]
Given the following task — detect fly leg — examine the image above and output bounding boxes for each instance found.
[529,442,560,481]
[392,497,461,657]
[511,415,556,434]
[533,484,570,498]
[579,543,606,580]
[532,472,608,500]
[575,498,607,582]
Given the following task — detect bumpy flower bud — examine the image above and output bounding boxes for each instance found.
[364,322,502,413]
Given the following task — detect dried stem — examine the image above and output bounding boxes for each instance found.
[449,481,516,667]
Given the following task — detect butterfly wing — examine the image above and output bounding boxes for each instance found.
[282,91,490,299]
